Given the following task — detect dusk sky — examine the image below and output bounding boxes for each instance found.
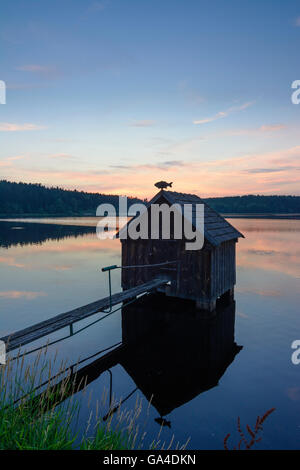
[1,0,300,198]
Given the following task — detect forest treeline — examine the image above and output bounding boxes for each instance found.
[0,180,299,215]
[205,194,300,214]
[0,180,144,216]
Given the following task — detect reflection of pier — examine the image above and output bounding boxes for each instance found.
[24,293,242,422]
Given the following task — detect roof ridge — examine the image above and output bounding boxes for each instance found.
[117,189,244,244]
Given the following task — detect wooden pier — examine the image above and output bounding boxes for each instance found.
[1,278,169,353]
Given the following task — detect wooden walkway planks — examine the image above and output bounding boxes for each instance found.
[1,278,168,352]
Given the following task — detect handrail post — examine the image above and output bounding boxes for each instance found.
[101,265,118,313]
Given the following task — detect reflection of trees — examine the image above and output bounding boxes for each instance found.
[0,221,95,248]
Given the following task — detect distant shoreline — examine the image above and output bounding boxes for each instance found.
[222,213,300,220]
[0,213,300,222]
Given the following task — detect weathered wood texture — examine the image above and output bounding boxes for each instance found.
[122,238,236,304]
[121,239,178,289]
[119,190,243,308]
[210,240,236,299]
[1,278,168,352]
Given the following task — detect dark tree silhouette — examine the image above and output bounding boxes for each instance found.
[0,180,299,216]
[205,194,300,214]
[0,180,144,216]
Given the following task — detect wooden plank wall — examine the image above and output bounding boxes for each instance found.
[210,240,236,299]
[121,239,178,290]
[121,238,237,303]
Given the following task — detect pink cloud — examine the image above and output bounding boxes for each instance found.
[129,120,156,127]
[0,123,46,132]
[48,153,76,159]
[224,124,286,136]
[260,124,286,132]
[2,145,299,199]
[0,155,24,167]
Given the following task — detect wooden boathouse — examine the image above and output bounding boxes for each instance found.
[1,188,243,354]
[119,189,244,311]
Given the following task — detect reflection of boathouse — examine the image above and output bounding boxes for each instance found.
[31,294,242,423]
[119,190,244,311]
[120,294,242,417]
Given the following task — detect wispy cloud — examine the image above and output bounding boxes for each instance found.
[0,155,24,167]
[224,123,286,136]
[0,123,46,132]
[110,160,185,171]
[193,101,254,125]
[51,138,76,143]
[161,160,185,168]
[15,64,59,79]
[48,153,77,160]
[244,166,299,174]
[3,146,300,198]
[109,165,133,170]
[295,17,300,27]
[6,155,24,161]
[260,124,286,132]
[178,80,204,105]
[6,82,49,90]
[129,120,156,127]
[16,64,54,73]
[247,249,276,256]
[88,1,109,12]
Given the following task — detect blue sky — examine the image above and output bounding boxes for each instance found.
[1,0,300,197]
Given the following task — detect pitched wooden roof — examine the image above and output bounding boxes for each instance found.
[118,189,244,246]
[158,190,244,246]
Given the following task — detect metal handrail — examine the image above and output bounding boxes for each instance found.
[101,261,179,312]
[102,260,179,271]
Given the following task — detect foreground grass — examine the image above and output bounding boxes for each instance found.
[0,402,128,450]
[0,351,183,450]
[0,353,131,450]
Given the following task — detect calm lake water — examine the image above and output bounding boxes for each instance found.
[0,218,299,449]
